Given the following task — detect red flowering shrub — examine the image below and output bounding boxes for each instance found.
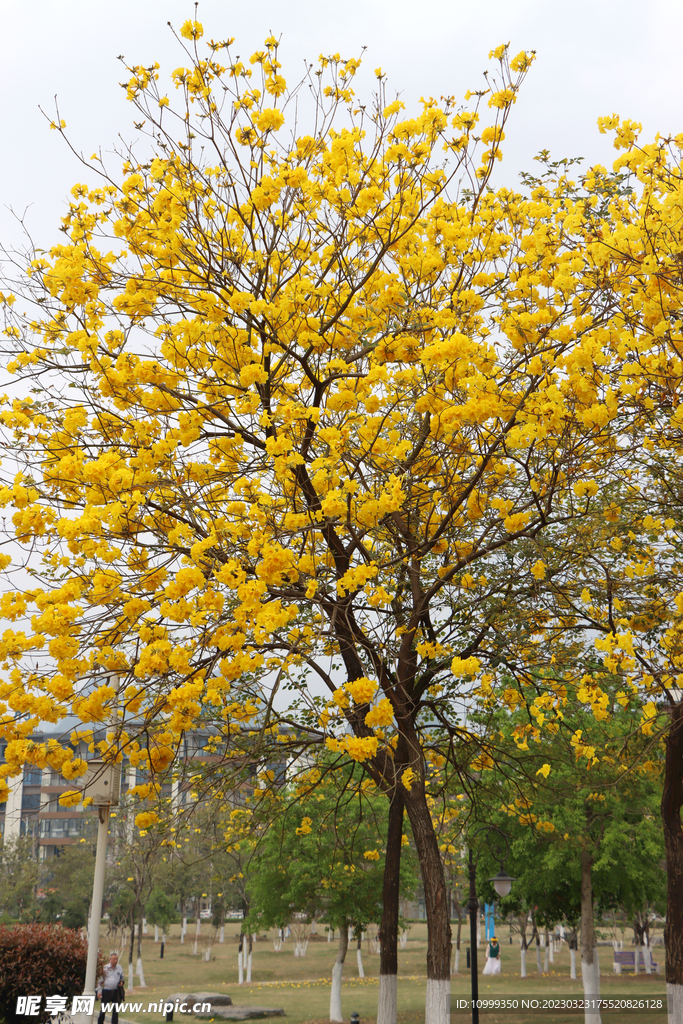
[0,924,99,1024]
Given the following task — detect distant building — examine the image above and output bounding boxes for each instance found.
[0,718,217,859]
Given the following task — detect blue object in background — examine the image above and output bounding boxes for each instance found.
[485,903,495,939]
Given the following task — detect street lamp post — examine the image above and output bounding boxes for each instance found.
[75,758,121,1024]
[467,826,515,1024]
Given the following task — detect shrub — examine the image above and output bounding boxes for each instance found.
[0,923,100,1024]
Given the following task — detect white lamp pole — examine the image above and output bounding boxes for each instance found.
[83,804,111,1003]
[73,757,121,1024]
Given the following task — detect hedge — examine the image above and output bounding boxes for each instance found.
[0,923,99,1024]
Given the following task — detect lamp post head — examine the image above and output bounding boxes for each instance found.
[489,868,515,898]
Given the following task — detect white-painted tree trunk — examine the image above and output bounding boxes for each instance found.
[247,950,252,983]
[136,956,146,987]
[328,929,332,943]
[520,948,527,978]
[330,925,348,1022]
[220,925,225,944]
[667,982,683,1023]
[154,924,159,943]
[377,975,397,1024]
[581,850,602,1024]
[196,918,201,938]
[536,943,542,974]
[424,979,449,1024]
[142,918,148,935]
[330,962,344,1022]
[544,942,549,973]
[581,954,601,1024]
[570,948,577,980]
[643,945,653,974]
[453,948,460,975]
[128,962,134,991]
[357,948,364,978]
[238,945,244,985]
[549,939,555,964]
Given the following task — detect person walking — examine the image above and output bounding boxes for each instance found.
[97,953,125,1024]
[483,935,501,975]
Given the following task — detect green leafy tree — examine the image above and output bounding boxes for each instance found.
[0,837,39,923]
[39,839,96,929]
[145,886,176,940]
[246,761,417,1022]
[469,687,665,1020]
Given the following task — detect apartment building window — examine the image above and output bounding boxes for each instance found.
[23,768,42,786]
[39,818,82,838]
[46,770,70,787]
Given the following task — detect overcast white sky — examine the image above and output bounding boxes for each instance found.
[1,0,682,250]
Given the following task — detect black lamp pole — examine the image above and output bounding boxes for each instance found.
[467,826,514,1024]
[468,848,480,1024]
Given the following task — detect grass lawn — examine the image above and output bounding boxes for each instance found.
[108,923,666,1024]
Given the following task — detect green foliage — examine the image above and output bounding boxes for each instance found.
[0,838,39,923]
[145,887,176,931]
[39,842,96,929]
[245,763,417,933]
[469,691,666,932]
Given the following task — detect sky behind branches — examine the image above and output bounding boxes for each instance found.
[1,0,682,249]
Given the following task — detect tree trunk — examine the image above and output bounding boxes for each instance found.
[247,933,253,983]
[544,930,549,973]
[357,934,365,978]
[520,948,526,978]
[377,789,402,1024]
[238,935,244,985]
[570,946,577,980]
[531,913,541,974]
[137,910,146,987]
[644,945,653,975]
[580,849,601,1024]
[128,910,135,992]
[403,781,451,1024]
[452,902,462,975]
[330,920,349,1023]
[663,701,683,1023]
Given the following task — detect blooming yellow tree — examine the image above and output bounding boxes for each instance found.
[0,21,656,1024]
